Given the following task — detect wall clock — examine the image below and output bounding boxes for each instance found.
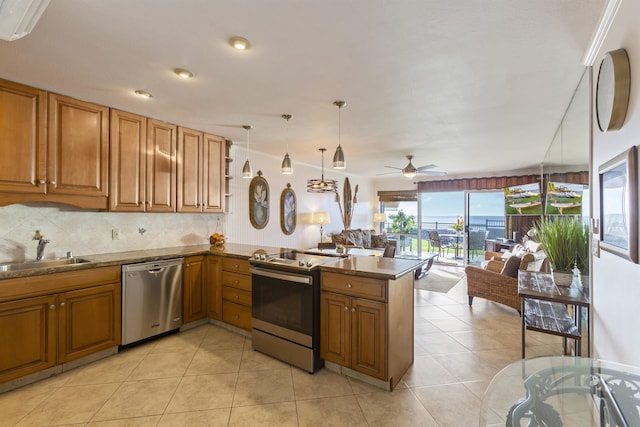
[596,48,630,132]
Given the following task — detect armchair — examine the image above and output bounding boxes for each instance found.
[465,250,549,313]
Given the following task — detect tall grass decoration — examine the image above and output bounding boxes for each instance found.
[533,217,589,274]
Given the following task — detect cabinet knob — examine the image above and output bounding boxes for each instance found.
[352,308,356,312]
[59,302,65,307]
[347,283,352,288]
[235,315,239,319]
[235,295,239,300]
[234,280,239,284]
[49,180,56,185]
[344,306,349,311]
[39,179,46,184]
[49,304,55,310]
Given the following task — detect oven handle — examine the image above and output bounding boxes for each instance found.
[250,267,312,285]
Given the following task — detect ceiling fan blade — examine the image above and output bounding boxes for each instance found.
[416,164,437,171]
[384,166,402,170]
[417,170,446,176]
[376,171,400,176]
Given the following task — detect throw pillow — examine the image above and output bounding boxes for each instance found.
[501,255,521,278]
[360,229,373,249]
[331,233,346,246]
[371,234,388,248]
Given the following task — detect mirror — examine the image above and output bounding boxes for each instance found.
[543,68,591,178]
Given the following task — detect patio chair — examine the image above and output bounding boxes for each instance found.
[427,230,452,258]
[468,230,489,257]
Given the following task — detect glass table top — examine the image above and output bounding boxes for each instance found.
[480,356,640,426]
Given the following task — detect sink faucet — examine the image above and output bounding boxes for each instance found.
[36,238,50,260]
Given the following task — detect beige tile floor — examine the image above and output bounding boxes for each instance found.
[0,267,565,427]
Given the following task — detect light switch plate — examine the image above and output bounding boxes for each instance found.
[112,229,120,240]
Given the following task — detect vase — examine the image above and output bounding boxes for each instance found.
[552,271,573,287]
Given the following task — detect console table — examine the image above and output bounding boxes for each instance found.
[480,356,640,426]
[518,270,590,359]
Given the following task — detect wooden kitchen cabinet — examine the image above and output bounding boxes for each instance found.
[110,112,177,212]
[47,93,109,207]
[0,89,108,208]
[206,255,222,320]
[177,127,226,213]
[183,256,207,323]
[0,295,57,383]
[320,288,387,380]
[0,79,47,197]
[57,283,120,363]
[221,257,252,331]
[320,271,413,390]
[0,266,120,383]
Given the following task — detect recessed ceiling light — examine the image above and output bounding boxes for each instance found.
[229,36,250,50]
[134,90,152,99]
[174,68,193,79]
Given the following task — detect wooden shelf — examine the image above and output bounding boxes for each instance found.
[523,299,581,339]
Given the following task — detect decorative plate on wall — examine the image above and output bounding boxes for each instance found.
[280,183,296,235]
[596,48,631,132]
[249,171,269,229]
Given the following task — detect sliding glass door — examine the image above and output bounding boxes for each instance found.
[465,191,505,265]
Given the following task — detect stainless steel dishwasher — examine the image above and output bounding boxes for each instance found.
[121,258,184,345]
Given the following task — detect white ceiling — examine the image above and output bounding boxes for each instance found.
[0,0,604,181]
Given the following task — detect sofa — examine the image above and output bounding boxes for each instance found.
[330,229,391,249]
[465,240,549,312]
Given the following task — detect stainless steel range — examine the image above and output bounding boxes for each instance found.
[249,250,338,373]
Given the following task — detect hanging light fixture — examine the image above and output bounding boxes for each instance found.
[332,100,346,169]
[307,148,338,193]
[281,114,293,175]
[241,125,253,178]
[402,155,418,179]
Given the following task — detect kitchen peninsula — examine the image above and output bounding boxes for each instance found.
[0,244,423,392]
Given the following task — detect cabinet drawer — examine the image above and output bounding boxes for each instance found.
[221,271,252,291]
[222,301,252,331]
[222,286,251,307]
[221,257,251,275]
[321,272,387,302]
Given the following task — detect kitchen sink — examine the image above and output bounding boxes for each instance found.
[0,257,92,272]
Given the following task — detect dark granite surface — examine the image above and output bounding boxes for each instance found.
[0,243,287,280]
[319,255,425,280]
[0,243,421,281]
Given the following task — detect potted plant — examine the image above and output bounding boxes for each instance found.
[532,217,589,281]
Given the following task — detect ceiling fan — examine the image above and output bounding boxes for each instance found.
[378,155,445,178]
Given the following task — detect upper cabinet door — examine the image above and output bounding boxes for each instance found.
[177,127,203,213]
[109,109,146,212]
[47,94,109,198]
[0,79,46,194]
[202,133,225,213]
[146,119,177,212]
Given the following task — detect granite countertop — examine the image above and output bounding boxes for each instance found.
[319,255,425,280]
[0,243,287,280]
[0,243,424,281]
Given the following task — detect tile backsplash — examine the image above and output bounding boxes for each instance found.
[0,203,223,263]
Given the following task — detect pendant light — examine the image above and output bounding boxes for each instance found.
[281,114,293,174]
[241,125,253,178]
[307,148,338,193]
[332,100,346,169]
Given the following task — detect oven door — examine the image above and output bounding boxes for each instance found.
[250,267,315,346]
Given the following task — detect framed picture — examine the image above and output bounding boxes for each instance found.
[504,182,542,215]
[280,183,297,235]
[598,147,638,262]
[545,181,584,215]
[249,171,269,229]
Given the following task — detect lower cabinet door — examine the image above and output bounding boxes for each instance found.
[58,283,121,363]
[0,295,57,382]
[351,298,386,380]
[320,292,350,366]
[184,256,206,323]
[222,300,252,331]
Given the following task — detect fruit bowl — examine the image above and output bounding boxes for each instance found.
[209,233,225,246]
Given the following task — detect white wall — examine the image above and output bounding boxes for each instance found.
[225,145,376,248]
[591,0,640,366]
[0,144,375,262]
